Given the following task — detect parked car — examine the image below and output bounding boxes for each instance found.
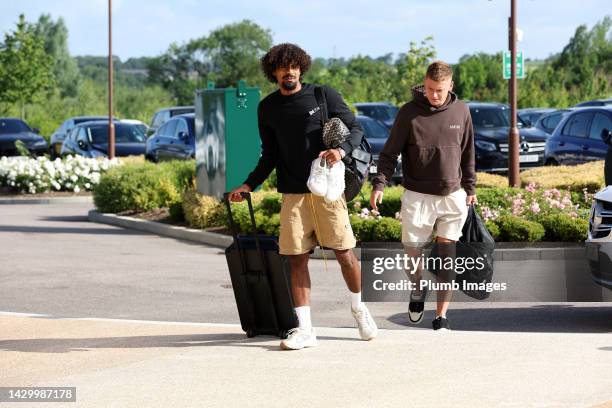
[355,115,401,183]
[120,119,149,136]
[50,116,113,157]
[148,106,194,137]
[145,113,195,162]
[467,102,549,172]
[575,98,612,107]
[60,120,146,158]
[533,109,576,135]
[544,106,612,165]
[586,186,612,291]
[354,102,398,129]
[518,108,555,127]
[0,118,47,157]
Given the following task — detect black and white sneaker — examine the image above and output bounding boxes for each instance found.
[432,316,450,331]
[408,288,427,324]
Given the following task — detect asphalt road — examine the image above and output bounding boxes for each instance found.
[1,202,611,333]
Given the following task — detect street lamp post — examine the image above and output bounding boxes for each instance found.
[108,0,115,159]
[508,0,520,187]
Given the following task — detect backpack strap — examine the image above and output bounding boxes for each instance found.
[314,86,329,126]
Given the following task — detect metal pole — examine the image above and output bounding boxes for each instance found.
[508,0,520,187]
[108,0,115,159]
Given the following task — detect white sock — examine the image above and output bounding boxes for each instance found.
[295,306,312,331]
[436,314,446,319]
[350,291,363,311]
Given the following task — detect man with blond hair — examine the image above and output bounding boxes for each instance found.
[371,61,477,331]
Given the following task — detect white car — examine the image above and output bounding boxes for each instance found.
[586,186,612,290]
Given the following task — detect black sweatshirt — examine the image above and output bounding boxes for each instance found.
[372,86,476,196]
[243,83,363,193]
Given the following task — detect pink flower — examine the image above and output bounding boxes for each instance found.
[529,200,541,214]
[526,182,537,193]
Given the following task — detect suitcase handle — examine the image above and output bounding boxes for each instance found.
[223,192,269,274]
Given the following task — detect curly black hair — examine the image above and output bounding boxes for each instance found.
[261,43,312,83]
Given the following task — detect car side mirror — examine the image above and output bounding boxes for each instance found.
[33,128,40,134]
[601,128,611,145]
[178,131,188,142]
[77,140,88,150]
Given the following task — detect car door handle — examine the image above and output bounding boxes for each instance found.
[558,141,565,146]
[582,145,589,150]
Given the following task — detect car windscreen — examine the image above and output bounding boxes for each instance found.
[88,124,146,144]
[470,108,511,128]
[0,119,30,134]
[170,108,194,117]
[360,106,398,121]
[360,118,389,139]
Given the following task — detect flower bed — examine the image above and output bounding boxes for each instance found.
[0,155,121,194]
[92,160,605,242]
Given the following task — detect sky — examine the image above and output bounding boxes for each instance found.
[0,0,609,63]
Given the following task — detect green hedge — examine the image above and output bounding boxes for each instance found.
[496,215,546,242]
[538,214,589,242]
[93,160,195,215]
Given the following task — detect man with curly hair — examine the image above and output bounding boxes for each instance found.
[230,43,378,350]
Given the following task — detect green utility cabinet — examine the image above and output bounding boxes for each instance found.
[195,81,261,199]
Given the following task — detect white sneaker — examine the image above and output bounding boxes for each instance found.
[325,160,345,202]
[307,157,329,196]
[351,305,378,341]
[280,327,318,350]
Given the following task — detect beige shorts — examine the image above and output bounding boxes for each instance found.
[279,193,356,255]
[400,188,469,246]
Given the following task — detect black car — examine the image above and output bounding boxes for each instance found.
[355,115,401,183]
[518,108,555,127]
[145,113,195,162]
[545,106,612,166]
[575,98,612,107]
[354,102,398,129]
[0,118,47,157]
[148,106,194,137]
[468,102,549,172]
[533,109,576,135]
[61,121,146,158]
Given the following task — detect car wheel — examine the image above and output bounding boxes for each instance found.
[545,158,558,166]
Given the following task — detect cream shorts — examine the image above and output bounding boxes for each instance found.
[400,188,469,246]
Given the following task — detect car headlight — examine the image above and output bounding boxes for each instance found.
[475,140,497,151]
[34,140,47,147]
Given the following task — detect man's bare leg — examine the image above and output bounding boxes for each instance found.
[289,253,311,307]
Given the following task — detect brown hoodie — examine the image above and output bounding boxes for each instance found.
[372,86,476,196]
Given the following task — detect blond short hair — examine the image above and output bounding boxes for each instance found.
[426,61,453,81]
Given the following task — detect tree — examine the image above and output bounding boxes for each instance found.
[192,20,272,89]
[33,14,80,97]
[393,36,436,103]
[0,14,54,118]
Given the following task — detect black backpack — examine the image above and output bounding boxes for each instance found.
[314,86,372,202]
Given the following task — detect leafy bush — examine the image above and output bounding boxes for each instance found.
[182,188,226,229]
[538,213,589,242]
[495,215,545,242]
[476,172,508,188]
[371,217,401,241]
[521,161,604,193]
[350,214,375,242]
[259,192,282,215]
[93,160,194,213]
[485,221,500,240]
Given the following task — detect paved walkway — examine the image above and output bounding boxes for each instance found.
[2,313,612,407]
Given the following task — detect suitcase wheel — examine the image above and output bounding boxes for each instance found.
[246,330,256,338]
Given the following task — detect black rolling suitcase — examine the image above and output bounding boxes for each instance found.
[223,192,297,338]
